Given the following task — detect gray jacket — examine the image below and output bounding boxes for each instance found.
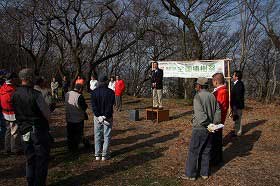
[65,90,87,123]
[192,89,221,128]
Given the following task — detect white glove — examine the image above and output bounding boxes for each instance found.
[207,124,216,133]
[207,123,224,133]
[97,116,106,123]
[103,120,110,126]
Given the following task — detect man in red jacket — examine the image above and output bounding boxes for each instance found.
[211,73,229,165]
[0,72,21,154]
[114,75,125,112]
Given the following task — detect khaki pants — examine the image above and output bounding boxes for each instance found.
[152,89,163,108]
[233,109,243,136]
[5,121,21,153]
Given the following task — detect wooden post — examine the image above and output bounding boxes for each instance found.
[226,59,232,115]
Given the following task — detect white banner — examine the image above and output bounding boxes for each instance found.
[156,60,225,78]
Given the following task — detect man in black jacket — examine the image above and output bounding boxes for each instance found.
[231,70,245,136]
[91,75,115,161]
[12,68,51,186]
[151,62,163,109]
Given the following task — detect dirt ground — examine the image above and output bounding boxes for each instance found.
[0,96,279,186]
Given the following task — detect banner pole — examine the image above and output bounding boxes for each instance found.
[227,59,231,115]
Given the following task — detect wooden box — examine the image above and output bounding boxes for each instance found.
[146,108,169,123]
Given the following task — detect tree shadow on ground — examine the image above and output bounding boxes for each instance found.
[111,131,159,146]
[49,127,144,167]
[211,120,266,174]
[0,162,25,180]
[50,147,168,186]
[123,100,141,105]
[223,119,267,146]
[223,130,262,163]
[111,131,180,158]
[49,131,180,186]
[50,127,137,149]
[169,110,192,120]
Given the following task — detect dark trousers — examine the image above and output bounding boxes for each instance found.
[185,128,212,177]
[0,117,5,150]
[210,129,223,165]
[5,120,22,153]
[24,130,50,186]
[115,96,122,111]
[67,121,84,152]
[62,88,68,100]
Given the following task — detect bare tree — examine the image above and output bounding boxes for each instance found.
[1,0,52,75]
[161,0,236,60]
[245,0,280,51]
[246,39,279,102]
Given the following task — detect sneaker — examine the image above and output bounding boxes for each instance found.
[179,174,196,181]
[201,176,209,180]
[95,157,101,160]
[101,156,107,161]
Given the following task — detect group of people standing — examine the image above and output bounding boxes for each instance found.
[0,69,126,186]
[65,74,125,160]
[0,65,245,185]
[182,70,245,180]
[0,69,51,186]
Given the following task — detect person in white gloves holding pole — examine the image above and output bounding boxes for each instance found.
[91,74,115,160]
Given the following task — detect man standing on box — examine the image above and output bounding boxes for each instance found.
[12,68,51,186]
[151,62,163,109]
[230,70,245,136]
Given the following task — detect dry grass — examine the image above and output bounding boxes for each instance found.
[0,96,279,186]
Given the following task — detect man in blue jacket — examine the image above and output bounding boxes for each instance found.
[91,75,115,161]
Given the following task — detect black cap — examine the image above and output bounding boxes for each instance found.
[98,75,108,83]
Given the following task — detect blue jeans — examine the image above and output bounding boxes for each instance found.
[185,128,212,177]
[94,116,112,157]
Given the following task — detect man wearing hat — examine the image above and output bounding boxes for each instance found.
[181,77,221,180]
[65,83,88,152]
[0,72,22,154]
[11,68,51,186]
[91,75,115,161]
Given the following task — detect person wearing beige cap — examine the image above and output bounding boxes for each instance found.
[11,68,51,186]
[180,77,221,181]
